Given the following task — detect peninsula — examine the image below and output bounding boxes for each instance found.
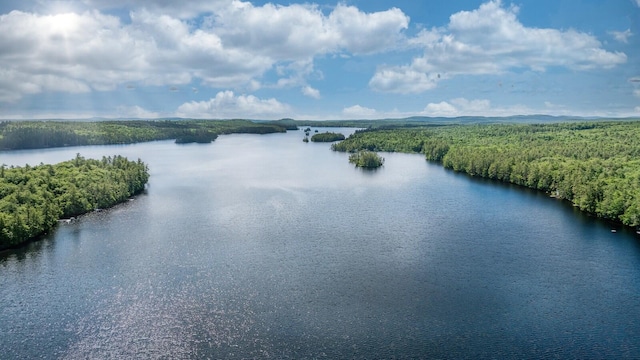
[0,154,149,250]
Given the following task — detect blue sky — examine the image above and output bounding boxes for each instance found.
[0,0,639,119]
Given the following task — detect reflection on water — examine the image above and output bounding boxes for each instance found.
[2,129,640,359]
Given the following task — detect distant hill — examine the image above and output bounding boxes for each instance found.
[5,115,637,127]
[261,115,640,129]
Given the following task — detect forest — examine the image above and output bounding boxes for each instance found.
[0,154,149,250]
[0,119,289,150]
[267,115,596,130]
[332,121,640,227]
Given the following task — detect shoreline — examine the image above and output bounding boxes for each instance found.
[0,155,150,252]
[437,162,640,234]
[0,192,145,253]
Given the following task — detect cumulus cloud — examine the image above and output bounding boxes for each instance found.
[212,3,408,59]
[338,98,533,118]
[271,60,323,93]
[176,90,291,119]
[342,105,378,118]
[422,98,530,117]
[371,0,627,93]
[610,29,632,43]
[116,105,160,119]
[0,9,208,97]
[301,86,321,99]
[369,68,439,94]
[423,101,458,117]
[0,1,409,102]
[327,5,409,54]
[0,68,91,102]
[634,89,640,98]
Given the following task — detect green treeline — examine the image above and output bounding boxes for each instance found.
[311,132,346,142]
[268,115,586,130]
[175,129,219,144]
[0,120,288,150]
[332,121,640,227]
[0,154,149,250]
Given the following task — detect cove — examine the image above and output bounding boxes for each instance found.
[1,129,640,359]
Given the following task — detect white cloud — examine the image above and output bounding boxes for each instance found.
[407,28,441,47]
[212,3,408,59]
[370,0,627,93]
[634,89,640,98]
[422,98,531,117]
[176,90,291,119]
[610,29,632,43]
[636,0,640,8]
[369,68,439,94]
[272,60,321,91]
[327,5,409,54]
[0,10,204,94]
[0,2,409,102]
[302,86,321,99]
[331,98,533,119]
[116,105,159,119]
[342,105,378,118]
[0,11,130,99]
[8,0,235,19]
[423,101,458,117]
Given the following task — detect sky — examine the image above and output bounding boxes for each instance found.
[0,0,639,120]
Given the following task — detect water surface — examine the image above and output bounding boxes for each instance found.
[2,129,640,358]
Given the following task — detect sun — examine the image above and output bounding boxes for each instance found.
[47,13,81,34]
[43,1,84,33]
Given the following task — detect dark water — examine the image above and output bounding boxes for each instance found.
[2,129,640,359]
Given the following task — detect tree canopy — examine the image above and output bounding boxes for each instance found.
[0,155,149,250]
[0,119,288,150]
[348,151,385,168]
[311,132,346,142]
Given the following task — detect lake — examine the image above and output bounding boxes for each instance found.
[2,128,640,359]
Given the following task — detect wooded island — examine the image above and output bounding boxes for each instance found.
[0,155,149,250]
[348,151,385,168]
[310,132,345,142]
